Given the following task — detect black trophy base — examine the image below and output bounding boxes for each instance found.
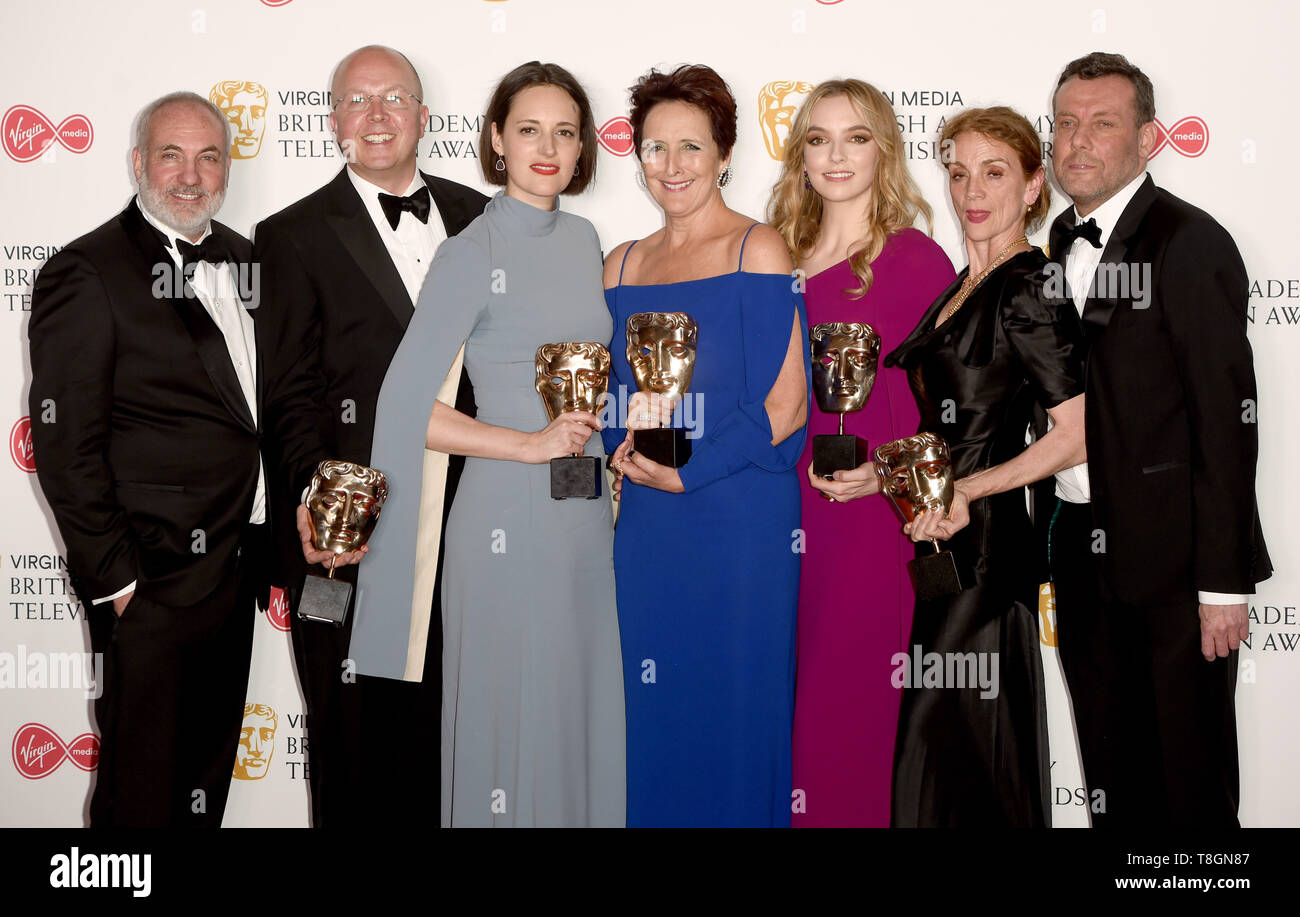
[634,426,691,468]
[296,573,353,627]
[551,454,602,500]
[907,549,969,602]
[812,433,870,479]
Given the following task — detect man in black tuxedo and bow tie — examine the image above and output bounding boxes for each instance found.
[1046,52,1271,827]
[28,92,269,827]
[254,45,487,827]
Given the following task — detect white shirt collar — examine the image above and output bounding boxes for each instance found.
[135,195,210,251]
[346,166,425,203]
[1076,170,1149,242]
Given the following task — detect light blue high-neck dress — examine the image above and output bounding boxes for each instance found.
[352,191,626,827]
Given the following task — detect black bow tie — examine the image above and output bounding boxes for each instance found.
[378,186,431,230]
[175,235,236,274]
[1061,216,1103,250]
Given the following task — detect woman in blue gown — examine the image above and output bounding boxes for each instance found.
[604,65,810,827]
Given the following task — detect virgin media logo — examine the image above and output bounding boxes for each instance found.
[1150,116,1208,159]
[12,723,99,779]
[597,116,634,157]
[266,586,291,632]
[2,106,93,163]
[10,416,34,473]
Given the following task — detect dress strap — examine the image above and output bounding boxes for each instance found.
[737,222,759,271]
[618,239,638,286]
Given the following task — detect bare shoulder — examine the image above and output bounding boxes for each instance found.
[738,223,794,275]
[602,240,636,290]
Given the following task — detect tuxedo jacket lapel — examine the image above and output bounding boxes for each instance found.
[423,171,474,237]
[1080,175,1158,344]
[169,292,258,433]
[323,169,414,329]
[120,204,257,433]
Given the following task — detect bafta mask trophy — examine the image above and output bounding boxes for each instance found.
[810,322,881,479]
[535,342,611,500]
[297,460,389,626]
[626,312,697,468]
[874,432,968,600]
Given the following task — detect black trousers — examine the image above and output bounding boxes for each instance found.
[87,537,261,828]
[1051,499,1240,828]
[288,581,441,828]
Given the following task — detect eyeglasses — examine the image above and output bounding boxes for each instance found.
[332,91,422,113]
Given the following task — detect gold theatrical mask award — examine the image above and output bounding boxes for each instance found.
[535,342,612,500]
[297,460,389,626]
[810,322,881,479]
[874,432,969,600]
[626,312,698,468]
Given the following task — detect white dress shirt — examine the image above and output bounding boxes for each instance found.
[1054,171,1147,505]
[295,166,452,507]
[93,199,268,606]
[1053,172,1246,606]
[347,166,446,304]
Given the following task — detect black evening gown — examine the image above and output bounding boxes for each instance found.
[884,248,1084,827]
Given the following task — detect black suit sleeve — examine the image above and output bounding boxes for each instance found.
[1160,218,1259,594]
[253,220,334,500]
[27,249,138,599]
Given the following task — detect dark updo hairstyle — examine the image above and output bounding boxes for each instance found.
[939,106,1051,233]
[478,61,598,194]
[628,64,737,160]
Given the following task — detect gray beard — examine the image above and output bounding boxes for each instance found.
[137,174,225,238]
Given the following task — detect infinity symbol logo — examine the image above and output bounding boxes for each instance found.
[2,106,94,163]
[1150,116,1208,159]
[12,723,100,779]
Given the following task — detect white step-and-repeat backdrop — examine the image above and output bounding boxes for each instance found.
[2,0,1296,827]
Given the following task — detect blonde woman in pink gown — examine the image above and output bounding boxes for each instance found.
[769,79,954,827]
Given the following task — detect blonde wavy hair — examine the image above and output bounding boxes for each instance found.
[768,79,933,298]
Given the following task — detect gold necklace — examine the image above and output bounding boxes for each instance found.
[939,235,1029,324]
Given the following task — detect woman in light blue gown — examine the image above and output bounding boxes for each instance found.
[351,62,625,827]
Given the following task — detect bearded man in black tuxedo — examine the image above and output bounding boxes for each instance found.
[29,91,269,827]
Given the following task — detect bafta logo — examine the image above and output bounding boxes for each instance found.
[210,80,269,159]
[757,80,813,160]
[1038,582,1059,648]
[232,703,277,780]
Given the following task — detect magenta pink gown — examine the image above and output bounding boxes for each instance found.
[792,228,955,827]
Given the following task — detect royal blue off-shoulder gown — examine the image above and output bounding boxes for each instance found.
[603,230,810,827]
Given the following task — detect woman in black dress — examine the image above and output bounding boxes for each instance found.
[881,107,1087,826]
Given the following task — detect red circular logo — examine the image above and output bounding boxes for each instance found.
[597,116,635,157]
[260,0,294,6]
[267,586,291,632]
[1150,116,1208,159]
[10,417,34,473]
[2,106,93,163]
[12,723,100,779]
